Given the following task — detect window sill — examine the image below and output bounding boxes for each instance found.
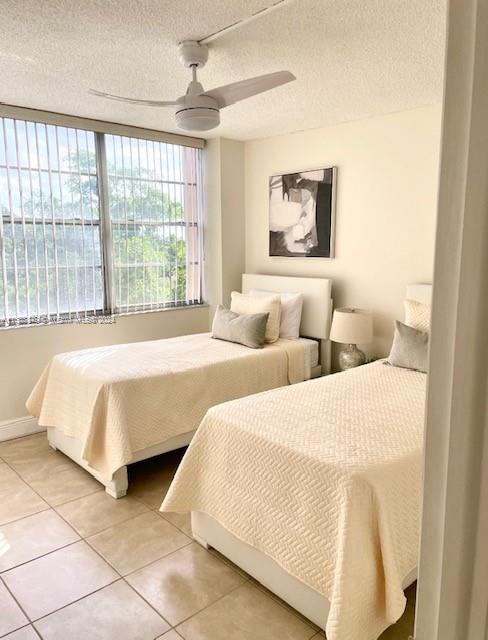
[0,303,210,331]
[116,303,209,319]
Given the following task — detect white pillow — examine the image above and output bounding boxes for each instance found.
[230,292,281,343]
[249,289,303,339]
[404,299,431,333]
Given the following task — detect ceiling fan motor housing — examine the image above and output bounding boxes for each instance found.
[176,107,220,131]
[175,93,220,131]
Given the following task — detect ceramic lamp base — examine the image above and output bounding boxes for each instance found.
[339,344,366,371]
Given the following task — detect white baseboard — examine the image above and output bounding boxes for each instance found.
[0,416,45,442]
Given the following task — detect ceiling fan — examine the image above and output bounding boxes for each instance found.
[89,40,296,132]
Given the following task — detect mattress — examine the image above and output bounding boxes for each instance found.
[161,361,426,640]
[296,337,319,378]
[26,332,308,479]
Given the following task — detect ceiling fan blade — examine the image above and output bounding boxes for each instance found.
[89,89,178,107]
[202,71,295,108]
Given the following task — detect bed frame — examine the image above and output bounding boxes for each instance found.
[242,273,333,376]
[48,273,333,498]
[190,283,431,629]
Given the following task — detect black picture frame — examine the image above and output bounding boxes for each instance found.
[269,166,336,258]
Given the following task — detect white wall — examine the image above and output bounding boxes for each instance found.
[245,105,442,358]
[203,138,223,316]
[220,139,246,308]
[204,138,246,318]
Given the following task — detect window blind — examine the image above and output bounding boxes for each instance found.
[106,135,202,313]
[0,113,204,328]
[0,118,102,326]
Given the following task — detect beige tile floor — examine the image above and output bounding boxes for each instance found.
[0,433,416,639]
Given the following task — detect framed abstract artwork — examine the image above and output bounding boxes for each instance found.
[269,166,336,258]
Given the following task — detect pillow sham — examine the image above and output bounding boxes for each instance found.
[230,291,281,343]
[212,305,269,349]
[404,299,431,333]
[387,320,429,372]
[249,289,303,339]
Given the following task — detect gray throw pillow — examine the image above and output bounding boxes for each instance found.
[387,320,429,372]
[212,305,269,349]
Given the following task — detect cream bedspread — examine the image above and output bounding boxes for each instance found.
[26,333,305,479]
[161,361,425,640]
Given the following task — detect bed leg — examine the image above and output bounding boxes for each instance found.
[193,532,209,549]
[190,512,209,549]
[46,430,57,451]
[104,466,128,499]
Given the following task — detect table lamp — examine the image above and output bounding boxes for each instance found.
[329,308,373,370]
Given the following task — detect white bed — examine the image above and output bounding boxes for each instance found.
[27,274,333,498]
[161,284,431,640]
[242,272,333,376]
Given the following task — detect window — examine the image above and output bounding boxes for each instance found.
[106,135,201,312]
[0,114,203,327]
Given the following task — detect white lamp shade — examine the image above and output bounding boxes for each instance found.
[329,308,373,345]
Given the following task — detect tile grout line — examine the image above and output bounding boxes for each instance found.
[171,577,319,636]
[51,491,253,635]
[46,504,176,633]
[3,437,171,528]
[129,490,174,512]
[154,502,320,635]
[251,579,323,632]
[168,631,184,640]
[45,487,102,509]
[2,438,190,635]
[27,624,43,640]
[0,622,42,640]
[2,436,318,637]
[120,576,173,633]
[99,498,322,640]
[0,538,81,575]
[0,505,51,529]
[1,435,105,508]
[85,535,193,580]
[4,502,246,638]
[136,499,320,634]
[0,572,34,634]
[54,504,153,539]
[28,453,103,507]
[172,578,250,632]
[30,577,122,628]
[0,452,65,635]
[1,454,101,518]
[1,446,51,524]
[77,510,232,634]
[1,466,177,540]
[2,519,315,640]
[1,458,125,633]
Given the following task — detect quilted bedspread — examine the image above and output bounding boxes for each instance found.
[26,333,305,479]
[161,360,426,640]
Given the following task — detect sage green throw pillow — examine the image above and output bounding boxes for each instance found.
[212,305,269,349]
[387,320,429,372]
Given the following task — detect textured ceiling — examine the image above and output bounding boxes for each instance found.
[0,0,447,140]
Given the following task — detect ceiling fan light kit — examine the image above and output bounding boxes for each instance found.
[90,38,295,132]
[176,104,220,131]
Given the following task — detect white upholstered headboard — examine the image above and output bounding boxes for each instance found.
[242,273,333,340]
[407,283,432,305]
